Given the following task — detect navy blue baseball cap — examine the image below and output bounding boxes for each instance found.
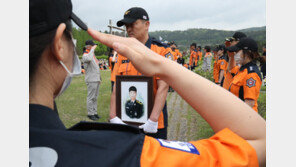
[227,37,258,52]
[232,32,247,41]
[30,0,87,37]
[117,7,149,27]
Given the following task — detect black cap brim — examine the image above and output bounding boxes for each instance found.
[117,18,137,27]
[226,45,240,52]
[70,13,88,31]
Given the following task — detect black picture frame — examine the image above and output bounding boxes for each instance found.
[116,75,154,126]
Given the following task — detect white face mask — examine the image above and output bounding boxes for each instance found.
[55,38,81,98]
[234,52,242,65]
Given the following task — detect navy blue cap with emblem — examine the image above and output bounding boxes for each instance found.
[117,7,149,27]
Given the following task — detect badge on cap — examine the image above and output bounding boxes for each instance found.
[125,10,130,15]
[246,77,256,88]
[157,139,200,155]
[143,16,147,20]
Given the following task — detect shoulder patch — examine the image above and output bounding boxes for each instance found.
[246,77,256,88]
[157,139,200,155]
[246,64,262,81]
[165,52,173,60]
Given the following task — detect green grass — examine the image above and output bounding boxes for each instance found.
[258,92,266,119]
[261,85,266,91]
[55,70,111,128]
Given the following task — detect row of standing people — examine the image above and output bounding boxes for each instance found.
[212,32,266,112]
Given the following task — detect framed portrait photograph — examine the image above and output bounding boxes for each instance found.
[116,76,154,126]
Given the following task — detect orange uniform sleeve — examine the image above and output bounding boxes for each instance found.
[141,128,258,167]
[189,51,193,66]
[213,61,219,83]
[112,54,122,82]
[198,51,202,61]
[220,60,227,71]
[153,47,170,80]
[231,66,240,75]
[177,50,182,58]
[243,73,262,101]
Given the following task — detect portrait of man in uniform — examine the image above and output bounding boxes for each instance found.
[125,86,144,119]
[117,76,153,125]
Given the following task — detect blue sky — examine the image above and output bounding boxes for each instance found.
[72,0,266,32]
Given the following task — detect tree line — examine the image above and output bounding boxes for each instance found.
[72,26,266,59]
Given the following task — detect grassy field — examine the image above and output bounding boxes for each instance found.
[56,69,266,140]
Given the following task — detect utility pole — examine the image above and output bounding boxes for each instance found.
[108,19,126,37]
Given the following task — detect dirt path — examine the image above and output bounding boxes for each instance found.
[167,91,214,141]
[167,92,189,141]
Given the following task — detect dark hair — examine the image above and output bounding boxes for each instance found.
[29,20,72,85]
[190,43,196,47]
[205,46,211,52]
[243,50,262,65]
[129,86,137,92]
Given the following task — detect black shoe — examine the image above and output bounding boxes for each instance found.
[94,114,100,119]
[88,115,98,121]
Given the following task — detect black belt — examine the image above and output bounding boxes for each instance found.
[122,60,130,63]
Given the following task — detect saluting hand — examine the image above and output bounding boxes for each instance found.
[91,44,97,50]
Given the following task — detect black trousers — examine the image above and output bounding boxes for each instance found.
[111,81,114,92]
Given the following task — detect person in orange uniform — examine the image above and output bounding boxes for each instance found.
[227,37,262,112]
[88,29,266,167]
[30,1,265,166]
[169,41,183,62]
[223,32,247,90]
[216,44,229,86]
[189,43,198,70]
[212,45,219,83]
[197,46,202,61]
[110,7,171,139]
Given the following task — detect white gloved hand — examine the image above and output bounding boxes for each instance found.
[139,119,158,133]
[109,117,126,125]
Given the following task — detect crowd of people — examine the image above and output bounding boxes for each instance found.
[29,0,266,166]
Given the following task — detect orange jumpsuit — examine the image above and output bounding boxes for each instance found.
[213,53,219,83]
[189,49,198,66]
[216,55,228,85]
[198,50,202,61]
